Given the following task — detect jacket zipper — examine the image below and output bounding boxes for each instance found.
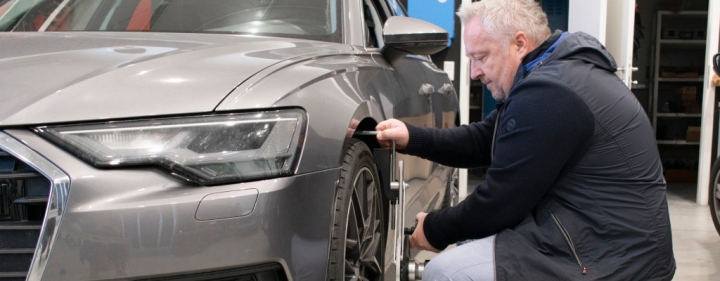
[550,213,588,275]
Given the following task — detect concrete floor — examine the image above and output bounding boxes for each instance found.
[416,178,720,280]
[666,183,720,280]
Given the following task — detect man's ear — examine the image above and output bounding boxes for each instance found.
[513,31,532,56]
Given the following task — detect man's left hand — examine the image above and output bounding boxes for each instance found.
[409,212,441,253]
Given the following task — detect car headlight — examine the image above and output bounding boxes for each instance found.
[35,109,306,185]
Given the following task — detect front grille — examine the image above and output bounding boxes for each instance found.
[0,149,51,281]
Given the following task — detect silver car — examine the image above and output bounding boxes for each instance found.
[0,0,459,280]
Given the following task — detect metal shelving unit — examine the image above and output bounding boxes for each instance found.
[651,10,708,182]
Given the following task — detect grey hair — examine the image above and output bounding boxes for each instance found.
[457,0,551,52]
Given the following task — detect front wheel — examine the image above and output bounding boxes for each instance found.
[327,139,385,280]
[709,157,720,236]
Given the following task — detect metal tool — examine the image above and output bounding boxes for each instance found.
[354,130,428,281]
[353,130,380,136]
[391,144,428,281]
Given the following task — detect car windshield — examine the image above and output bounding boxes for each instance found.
[0,0,342,42]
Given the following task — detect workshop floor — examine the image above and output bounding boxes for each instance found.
[666,182,720,280]
[416,178,720,280]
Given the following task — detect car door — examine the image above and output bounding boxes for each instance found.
[361,0,455,227]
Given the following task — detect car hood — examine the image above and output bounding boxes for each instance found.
[0,32,352,126]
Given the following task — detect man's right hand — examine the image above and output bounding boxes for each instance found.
[409,212,441,253]
[376,119,409,149]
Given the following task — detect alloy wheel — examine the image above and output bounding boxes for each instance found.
[344,167,383,281]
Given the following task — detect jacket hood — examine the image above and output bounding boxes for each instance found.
[0,32,351,126]
[548,31,617,73]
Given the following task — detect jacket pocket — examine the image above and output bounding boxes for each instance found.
[550,212,588,275]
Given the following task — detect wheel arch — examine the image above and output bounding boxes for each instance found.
[342,101,386,159]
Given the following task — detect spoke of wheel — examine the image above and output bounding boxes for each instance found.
[715,183,720,201]
[360,225,379,259]
[361,186,381,273]
[345,260,356,273]
[346,199,360,255]
[361,255,382,275]
[363,181,376,245]
[357,170,368,213]
[353,168,371,232]
[360,232,381,264]
[347,238,359,251]
[361,198,381,265]
[351,187,366,239]
[347,173,365,280]
[346,276,368,281]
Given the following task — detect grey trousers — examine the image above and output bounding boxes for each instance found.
[422,235,496,281]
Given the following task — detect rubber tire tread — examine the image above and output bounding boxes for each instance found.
[327,139,384,280]
[709,158,720,236]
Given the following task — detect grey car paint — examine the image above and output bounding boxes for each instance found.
[0,32,355,125]
[6,128,338,280]
[0,0,457,279]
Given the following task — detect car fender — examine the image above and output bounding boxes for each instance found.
[216,53,395,175]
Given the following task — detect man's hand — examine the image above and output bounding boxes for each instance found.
[375,119,409,149]
[409,212,441,253]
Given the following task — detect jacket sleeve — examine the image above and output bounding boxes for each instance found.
[402,109,498,168]
[422,78,595,250]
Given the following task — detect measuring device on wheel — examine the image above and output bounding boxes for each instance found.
[354,130,428,281]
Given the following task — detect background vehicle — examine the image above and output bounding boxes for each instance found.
[0,0,458,280]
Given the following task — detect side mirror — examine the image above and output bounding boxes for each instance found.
[383,16,448,56]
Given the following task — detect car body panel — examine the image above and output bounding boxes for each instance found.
[7,128,338,280]
[0,32,353,126]
[217,51,394,174]
[0,0,457,279]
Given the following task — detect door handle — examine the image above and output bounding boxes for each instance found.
[419,83,435,95]
[617,66,639,72]
[438,83,455,95]
[420,83,455,95]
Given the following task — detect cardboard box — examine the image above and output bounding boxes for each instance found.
[686,126,700,142]
[677,86,697,101]
[683,101,700,113]
[680,86,696,94]
[664,169,697,183]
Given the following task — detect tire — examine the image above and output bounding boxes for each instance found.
[328,139,385,280]
[709,157,720,236]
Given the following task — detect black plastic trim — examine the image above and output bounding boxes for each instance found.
[135,263,287,281]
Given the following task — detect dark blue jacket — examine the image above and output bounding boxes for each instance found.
[405,31,675,280]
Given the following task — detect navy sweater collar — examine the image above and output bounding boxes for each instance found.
[522,31,567,72]
[505,30,565,101]
[521,30,564,67]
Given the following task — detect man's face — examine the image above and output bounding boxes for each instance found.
[464,17,524,101]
